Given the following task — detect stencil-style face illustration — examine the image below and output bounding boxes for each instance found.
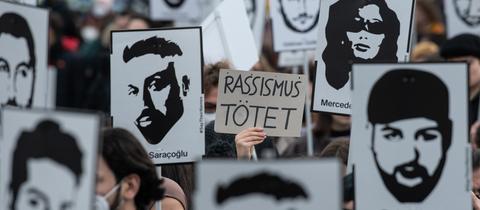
[244,0,256,26]
[0,13,36,108]
[346,4,385,59]
[322,0,399,90]
[164,0,185,8]
[454,0,480,26]
[216,172,308,209]
[9,120,83,210]
[122,36,185,145]
[279,0,320,33]
[368,69,452,202]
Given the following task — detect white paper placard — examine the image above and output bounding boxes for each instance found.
[111,27,205,164]
[444,0,480,38]
[0,108,101,210]
[312,0,415,115]
[214,69,307,137]
[0,1,49,108]
[201,0,259,70]
[5,0,37,5]
[350,62,470,210]
[195,159,341,210]
[150,0,202,21]
[270,0,320,52]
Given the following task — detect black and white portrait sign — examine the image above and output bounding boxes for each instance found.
[350,63,470,209]
[270,0,320,52]
[312,0,415,115]
[444,0,480,38]
[0,108,101,210]
[195,160,341,210]
[201,0,258,70]
[150,0,202,21]
[110,27,204,164]
[0,1,49,108]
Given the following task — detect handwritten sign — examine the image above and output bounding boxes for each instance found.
[214,69,307,137]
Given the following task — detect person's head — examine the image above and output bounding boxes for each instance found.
[97,128,164,210]
[121,36,186,145]
[203,61,231,123]
[278,0,320,33]
[0,12,36,108]
[126,17,150,30]
[440,33,480,99]
[367,69,452,202]
[9,120,83,210]
[320,138,350,175]
[473,149,480,194]
[322,0,399,90]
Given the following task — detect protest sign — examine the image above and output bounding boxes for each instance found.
[350,62,470,210]
[312,0,415,115]
[111,27,205,164]
[214,69,307,137]
[0,108,101,210]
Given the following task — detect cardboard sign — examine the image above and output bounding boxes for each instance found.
[270,0,320,52]
[201,0,258,70]
[349,62,470,209]
[0,2,49,108]
[110,27,204,164]
[444,0,480,38]
[214,69,307,137]
[195,159,341,210]
[312,0,415,115]
[0,108,101,210]
[150,0,202,21]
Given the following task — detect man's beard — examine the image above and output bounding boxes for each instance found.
[135,102,183,145]
[374,154,446,203]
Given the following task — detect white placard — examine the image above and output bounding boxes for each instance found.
[4,0,37,6]
[312,0,415,115]
[201,0,259,70]
[0,108,100,210]
[195,159,341,210]
[0,2,49,108]
[150,0,202,21]
[444,0,480,38]
[111,27,205,164]
[270,0,320,52]
[350,62,470,210]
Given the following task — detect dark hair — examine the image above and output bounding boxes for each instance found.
[123,36,182,63]
[10,120,83,210]
[322,0,400,89]
[0,12,36,107]
[367,69,452,152]
[102,128,164,210]
[203,61,231,95]
[320,138,350,165]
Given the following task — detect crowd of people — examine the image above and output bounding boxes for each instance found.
[6,0,480,209]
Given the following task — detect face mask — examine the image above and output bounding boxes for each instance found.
[204,112,216,125]
[81,26,99,42]
[95,183,121,210]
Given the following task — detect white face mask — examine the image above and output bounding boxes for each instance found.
[95,183,121,210]
[204,112,216,125]
[81,26,99,42]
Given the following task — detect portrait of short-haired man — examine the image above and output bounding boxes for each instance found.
[278,0,320,33]
[322,0,400,90]
[0,12,36,108]
[8,120,83,210]
[367,69,452,202]
[121,36,189,145]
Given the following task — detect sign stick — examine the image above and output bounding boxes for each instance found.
[303,51,314,156]
[251,146,258,161]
